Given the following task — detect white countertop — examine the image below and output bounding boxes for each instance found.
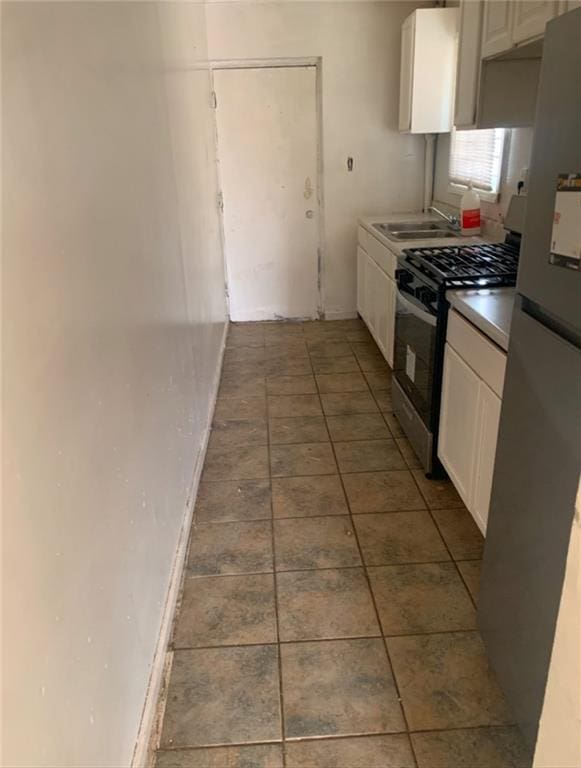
[359,212,483,254]
[447,288,515,352]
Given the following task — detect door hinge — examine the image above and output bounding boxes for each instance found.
[210,90,217,109]
[217,190,224,213]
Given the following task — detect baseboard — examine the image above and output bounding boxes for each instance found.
[323,309,358,320]
[131,320,229,768]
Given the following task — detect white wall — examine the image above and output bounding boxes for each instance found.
[1,3,226,766]
[433,127,534,239]
[205,0,429,318]
[533,480,581,768]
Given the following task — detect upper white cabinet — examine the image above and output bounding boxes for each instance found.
[512,1,559,44]
[481,0,560,59]
[481,0,514,58]
[398,8,459,133]
[454,0,484,129]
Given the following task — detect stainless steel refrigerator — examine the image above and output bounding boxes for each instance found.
[479,7,581,754]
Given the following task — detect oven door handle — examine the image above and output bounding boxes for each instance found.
[396,288,437,327]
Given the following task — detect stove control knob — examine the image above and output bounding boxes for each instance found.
[395,269,413,286]
[415,286,437,305]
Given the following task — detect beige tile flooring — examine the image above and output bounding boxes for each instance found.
[155,320,531,768]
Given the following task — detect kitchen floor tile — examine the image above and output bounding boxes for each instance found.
[187,521,273,576]
[342,470,426,513]
[383,412,404,437]
[320,391,379,415]
[395,437,422,469]
[214,397,266,421]
[412,469,465,509]
[345,329,374,343]
[387,631,513,731]
[219,374,266,400]
[266,374,317,396]
[311,355,360,374]
[264,340,308,356]
[457,559,482,604]
[173,574,276,648]
[334,439,406,473]
[160,645,281,747]
[363,370,393,391]
[195,479,271,523]
[281,639,405,739]
[432,507,484,560]
[271,475,348,518]
[315,372,369,393]
[156,744,283,768]
[350,342,380,357]
[267,394,322,418]
[226,328,265,348]
[368,562,476,635]
[276,568,379,641]
[373,389,394,413]
[270,442,336,477]
[269,416,328,445]
[411,726,532,768]
[307,341,352,357]
[201,444,269,482]
[326,413,391,441]
[274,516,360,570]
[354,511,449,565]
[263,358,313,377]
[286,734,415,768]
[209,418,267,449]
[355,354,391,373]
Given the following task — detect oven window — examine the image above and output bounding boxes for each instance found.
[394,289,437,426]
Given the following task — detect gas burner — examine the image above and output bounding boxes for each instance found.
[403,242,519,288]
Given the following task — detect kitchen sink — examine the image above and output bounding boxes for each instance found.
[372,220,460,241]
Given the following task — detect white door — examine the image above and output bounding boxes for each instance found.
[365,256,379,338]
[512,0,559,43]
[481,0,514,58]
[214,66,320,321]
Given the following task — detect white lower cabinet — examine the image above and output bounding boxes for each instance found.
[356,233,396,368]
[438,314,505,534]
[472,381,502,532]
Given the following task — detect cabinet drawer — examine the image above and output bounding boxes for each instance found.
[357,226,368,252]
[447,309,506,397]
[366,233,397,278]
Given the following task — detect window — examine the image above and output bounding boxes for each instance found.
[448,128,507,202]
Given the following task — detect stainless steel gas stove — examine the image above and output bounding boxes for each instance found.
[392,197,524,476]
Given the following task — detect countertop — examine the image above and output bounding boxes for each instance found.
[447,288,515,352]
[359,212,483,254]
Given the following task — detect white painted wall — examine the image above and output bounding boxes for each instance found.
[205,0,429,318]
[533,479,581,768]
[433,127,534,238]
[1,3,226,766]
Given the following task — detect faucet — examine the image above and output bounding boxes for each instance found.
[428,206,460,230]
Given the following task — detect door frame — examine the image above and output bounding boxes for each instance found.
[209,57,326,319]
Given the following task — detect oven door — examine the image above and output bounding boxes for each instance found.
[393,282,438,429]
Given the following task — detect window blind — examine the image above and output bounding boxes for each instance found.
[449,128,506,194]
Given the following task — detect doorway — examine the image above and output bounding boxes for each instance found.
[213,64,321,321]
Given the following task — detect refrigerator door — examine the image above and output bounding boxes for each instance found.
[517,9,581,333]
[479,305,581,749]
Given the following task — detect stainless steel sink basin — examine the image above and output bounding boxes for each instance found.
[372,220,460,242]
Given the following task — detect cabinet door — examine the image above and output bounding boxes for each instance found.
[559,0,581,10]
[357,246,366,321]
[512,0,559,43]
[386,277,396,369]
[438,343,480,506]
[471,381,501,533]
[454,0,483,128]
[481,0,514,58]
[364,255,378,338]
[375,269,392,358]
[398,14,415,132]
